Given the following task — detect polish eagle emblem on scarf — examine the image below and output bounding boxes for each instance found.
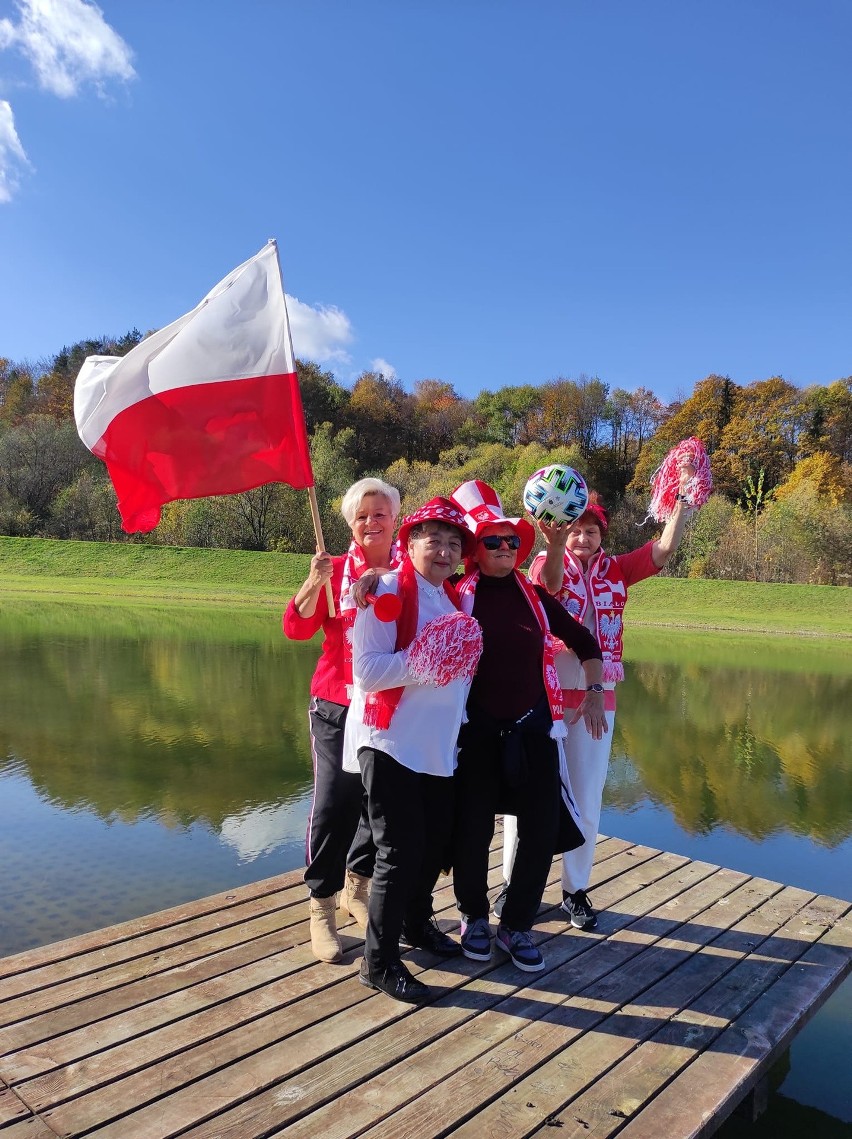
[600,612,622,649]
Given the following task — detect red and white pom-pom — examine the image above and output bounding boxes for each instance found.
[407,612,483,687]
[647,437,713,522]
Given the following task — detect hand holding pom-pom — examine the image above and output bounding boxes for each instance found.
[647,437,713,522]
[406,612,483,687]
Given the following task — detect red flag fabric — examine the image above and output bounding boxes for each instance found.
[73,241,314,533]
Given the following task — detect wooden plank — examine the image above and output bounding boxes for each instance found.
[0,1082,32,1127]
[0,883,308,1011]
[354,868,770,1139]
[0,1118,59,1139]
[525,886,839,1137]
[0,870,303,982]
[612,904,852,1139]
[231,854,714,1139]
[37,848,676,1139]
[177,851,710,1134]
[0,895,316,1031]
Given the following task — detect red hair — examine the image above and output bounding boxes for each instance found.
[576,492,609,534]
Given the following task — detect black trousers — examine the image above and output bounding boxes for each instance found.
[452,717,560,933]
[304,697,375,898]
[359,747,455,971]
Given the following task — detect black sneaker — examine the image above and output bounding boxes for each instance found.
[561,889,598,930]
[359,957,430,1004]
[401,917,462,957]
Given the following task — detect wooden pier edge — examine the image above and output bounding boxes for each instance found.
[0,832,848,1139]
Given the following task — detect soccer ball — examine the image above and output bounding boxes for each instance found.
[523,464,589,525]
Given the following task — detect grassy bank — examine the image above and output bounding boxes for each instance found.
[0,536,850,636]
[0,536,310,609]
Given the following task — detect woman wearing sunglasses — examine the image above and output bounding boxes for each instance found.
[447,480,606,973]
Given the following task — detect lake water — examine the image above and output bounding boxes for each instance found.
[0,600,850,1136]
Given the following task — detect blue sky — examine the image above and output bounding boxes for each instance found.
[1,0,850,404]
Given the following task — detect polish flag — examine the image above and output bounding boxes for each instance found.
[74,241,314,533]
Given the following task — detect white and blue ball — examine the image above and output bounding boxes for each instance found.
[523,464,589,525]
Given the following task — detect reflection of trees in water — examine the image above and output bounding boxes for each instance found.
[610,660,852,846]
[0,625,317,828]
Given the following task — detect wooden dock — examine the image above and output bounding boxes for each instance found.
[1,831,850,1139]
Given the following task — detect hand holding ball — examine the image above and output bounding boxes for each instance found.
[523,464,589,525]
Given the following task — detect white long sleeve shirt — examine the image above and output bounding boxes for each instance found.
[342,570,470,778]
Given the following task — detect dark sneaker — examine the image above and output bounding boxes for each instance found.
[495,924,545,972]
[460,915,492,961]
[359,957,430,1004]
[561,889,598,930]
[491,882,509,919]
[401,917,462,957]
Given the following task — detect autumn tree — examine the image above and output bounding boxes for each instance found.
[0,417,93,524]
[296,359,349,433]
[0,362,36,425]
[35,331,143,421]
[630,375,739,494]
[524,375,609,457]
[713,377,807,497]
[410,379,471,462]
[470,385,542,446]
[345,372,413,469]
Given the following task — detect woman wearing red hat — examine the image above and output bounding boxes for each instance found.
[344,497,482,1004]
[521,460,695,933]
[448,480,606,974]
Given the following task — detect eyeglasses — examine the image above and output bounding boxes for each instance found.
[479,534,521,551]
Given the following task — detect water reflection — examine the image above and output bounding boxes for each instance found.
[0,601,319,957]
[612,645,852,846]
[0,602,315,827]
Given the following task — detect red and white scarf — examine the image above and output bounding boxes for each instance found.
[456,569,566,739]
[549,547,627,683]
[362,557,463,730]
[340,539,404,695]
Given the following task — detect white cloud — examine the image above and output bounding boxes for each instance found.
[287,293,354,366]
[370,357,397,381]
[219,801,308,863]
[0,100,31,202]
[0,0,135,99]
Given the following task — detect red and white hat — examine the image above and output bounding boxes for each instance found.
[450,480,536,563]
[397,496,476,556]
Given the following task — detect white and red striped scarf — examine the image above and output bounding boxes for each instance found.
[340,539,404,694]
[456,569,566,739]
[362,558,464,730]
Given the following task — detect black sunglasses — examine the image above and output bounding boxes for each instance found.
[479,533,521,551]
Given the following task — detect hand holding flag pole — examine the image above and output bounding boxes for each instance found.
[74,239,335,615]
[268,238,335,618]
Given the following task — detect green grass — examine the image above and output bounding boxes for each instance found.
[0,536,310,608]
[628,576,852,637]
[0,536,850,636]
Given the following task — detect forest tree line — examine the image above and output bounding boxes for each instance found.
[1,334,851,584]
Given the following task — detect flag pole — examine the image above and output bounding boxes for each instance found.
[269,239,336,616]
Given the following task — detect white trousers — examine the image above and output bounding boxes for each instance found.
[502,708,615,894]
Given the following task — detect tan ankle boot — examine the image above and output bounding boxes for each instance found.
[340,869,370,930]
[309,895,342,962]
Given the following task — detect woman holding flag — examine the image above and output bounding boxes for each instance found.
[283,477,402,964]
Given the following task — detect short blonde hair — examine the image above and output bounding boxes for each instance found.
[340,478,401,526]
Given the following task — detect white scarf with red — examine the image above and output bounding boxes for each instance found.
[362,557,464,730]
[340,538,404,695]
[550,547,626,683]
[456,568,566,739]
